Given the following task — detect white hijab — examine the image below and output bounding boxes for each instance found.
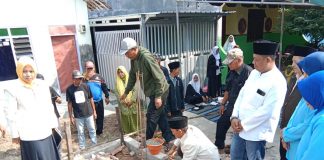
[211,46,220,66]
[223,35,236,53]
[189,73,201,94]
[211,46,221,75]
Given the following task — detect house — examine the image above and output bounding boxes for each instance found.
[88,0,230,89]
[0,0,94,93]
[87,0,322,88]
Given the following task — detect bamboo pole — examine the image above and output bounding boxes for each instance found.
[64,121,73,160]
[136,71,147,159]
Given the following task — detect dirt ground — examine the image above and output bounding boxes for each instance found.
[0,136,20,160]
[0,114,124,160]
[115,147,140,160]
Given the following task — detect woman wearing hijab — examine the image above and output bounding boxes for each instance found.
[295,70,324,160]
[115,66,139,134]
[282,51,324,160]
[207,46,222,98]
[4,56,60,160]
[185,73,208,105]
[223,35,237,53]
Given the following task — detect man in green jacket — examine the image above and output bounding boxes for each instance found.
[119,37,174,144]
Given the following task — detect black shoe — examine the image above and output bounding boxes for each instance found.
[96,131,102,135]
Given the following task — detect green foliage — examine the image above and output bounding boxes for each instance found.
[284,8,324,48]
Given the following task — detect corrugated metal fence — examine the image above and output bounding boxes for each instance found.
[95,30,140,89]
[94,21,215,91]
[144,21,214,87]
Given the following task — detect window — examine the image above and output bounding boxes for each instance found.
[0,27,33,60]
[13,37,33,59]
[0,27,33,81]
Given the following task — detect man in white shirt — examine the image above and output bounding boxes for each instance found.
[168,116,220,160]
[230,40,287,160]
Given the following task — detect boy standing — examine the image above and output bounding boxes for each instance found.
[165,61,185,117]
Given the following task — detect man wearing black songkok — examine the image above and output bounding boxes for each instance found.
[167,116,220,159]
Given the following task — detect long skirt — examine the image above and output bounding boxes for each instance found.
[21,135,60,160]
[121,113,139,134]
[208,75,222,98]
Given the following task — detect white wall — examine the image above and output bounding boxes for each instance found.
[0,0,92,87]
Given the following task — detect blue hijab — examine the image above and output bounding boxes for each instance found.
[298,51,324,75]
[297,71,324,111]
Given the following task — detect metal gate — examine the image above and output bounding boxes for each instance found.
[144,21,215,88]
[95,29,140,90]
[94,19,215,91]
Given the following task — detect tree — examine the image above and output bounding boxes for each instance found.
[284,8,324,49]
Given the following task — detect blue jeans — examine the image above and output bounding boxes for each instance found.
[75,115,97,149]
[230,133,266,160]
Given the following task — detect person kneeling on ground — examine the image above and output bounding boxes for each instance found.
[185,73,209,105]
[167,116,220,160]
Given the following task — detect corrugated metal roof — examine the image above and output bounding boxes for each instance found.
[89,10,233,27]
[160,10,228,14]
[87,0,321,19]
[86,0,111,11]
[88,0,221,19]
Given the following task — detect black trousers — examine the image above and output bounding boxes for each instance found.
[208,75,222,98]
[280,140,287,160]
[95,100,104,135]
[187,96,203,105]
[170,110,183,117]
[146,93,174,143]
[215,106,233,149]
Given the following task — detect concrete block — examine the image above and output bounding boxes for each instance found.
[124,136,141,154]
[81,139,121,159]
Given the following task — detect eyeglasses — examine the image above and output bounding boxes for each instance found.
[86,67,93,70]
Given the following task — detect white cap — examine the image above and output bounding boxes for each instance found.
[119,37,137,55]
[223,48,243,65]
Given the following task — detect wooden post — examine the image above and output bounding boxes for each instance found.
[136,72,146,148]
[136,71,147,159]
[115,107,125,145]
[64,121,73,160]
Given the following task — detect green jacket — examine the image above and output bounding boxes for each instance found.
[125,47,169,98]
